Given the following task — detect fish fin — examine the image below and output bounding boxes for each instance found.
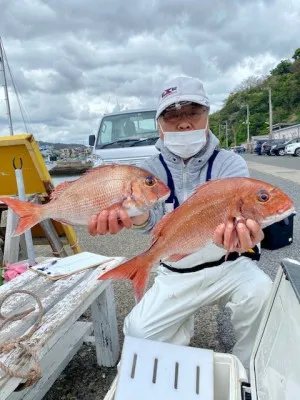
[151,211,174,244]
[1,197,43,236]
[191,179,222,196]
[56,218,74,226]
[165,253,189,262]
[81,164,119,179]
[225,219,242,260]
[50,181,76,200]
[98,254,152,302]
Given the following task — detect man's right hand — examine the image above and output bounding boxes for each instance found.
[87,210,150,236]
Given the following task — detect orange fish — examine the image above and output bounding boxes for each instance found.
[0,164,170,236]
[99,177,295,301]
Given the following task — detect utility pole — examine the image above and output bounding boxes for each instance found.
[246,104,250,144]
[268,88,273,140]
[225,120,228,149]
[0,37,13,136]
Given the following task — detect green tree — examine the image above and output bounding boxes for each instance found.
[270,59,292,75]
[292,48,300,61]
[290,59,300,73]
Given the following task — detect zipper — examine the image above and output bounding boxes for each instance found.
[182,163,188,201]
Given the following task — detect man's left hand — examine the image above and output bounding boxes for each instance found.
[213,219,264,252]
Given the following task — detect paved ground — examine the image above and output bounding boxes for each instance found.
[30,156,300,399]
[243,153,300,185]
[244,152,300,169]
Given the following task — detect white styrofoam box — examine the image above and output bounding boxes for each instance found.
[103,351,248,400]
[213,353,247,400]
[114,336,214,400]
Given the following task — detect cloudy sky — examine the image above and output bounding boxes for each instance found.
[0,0,299,144]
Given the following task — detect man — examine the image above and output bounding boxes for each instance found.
[88,76,272,376]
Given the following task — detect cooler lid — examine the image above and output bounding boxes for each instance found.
[250,258,300,400]
[115,336,214,400]
[281,259,300,304]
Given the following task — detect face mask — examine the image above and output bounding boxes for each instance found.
[159,119,208,159]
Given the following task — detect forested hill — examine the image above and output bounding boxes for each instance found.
[209,48,300,147]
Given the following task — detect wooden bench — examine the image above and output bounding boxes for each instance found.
[0,254,125,400]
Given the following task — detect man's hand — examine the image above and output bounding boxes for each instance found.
[87,210,150,236]
[213,219,264,252]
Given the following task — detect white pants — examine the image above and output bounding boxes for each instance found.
[123,257,272,376]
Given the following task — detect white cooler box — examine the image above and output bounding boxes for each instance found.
[104,258,300,400]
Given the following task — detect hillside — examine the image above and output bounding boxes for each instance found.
[37,140,87,149]
[209,48,300,147]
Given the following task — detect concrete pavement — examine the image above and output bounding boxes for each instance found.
[247,159,300,184]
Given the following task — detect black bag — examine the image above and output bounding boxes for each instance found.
[261,213,296,250]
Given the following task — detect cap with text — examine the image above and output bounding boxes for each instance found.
[156,76,210,119]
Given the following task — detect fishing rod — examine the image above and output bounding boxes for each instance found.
[0,36,14,136]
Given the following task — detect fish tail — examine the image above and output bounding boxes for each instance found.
[98,253,154,302]
[1,197,44,236]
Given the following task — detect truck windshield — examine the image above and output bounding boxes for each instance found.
[96,110,159,149]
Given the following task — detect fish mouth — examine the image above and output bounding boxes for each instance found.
[138,191,170,211]
[157,192,171,203]
[262,206,296,229]
[278,202,295,214]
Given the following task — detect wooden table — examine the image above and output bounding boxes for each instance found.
[0,255,125,400]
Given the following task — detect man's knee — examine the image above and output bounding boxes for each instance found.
[123,312,149,339]
[244,274,273,312]
[228,268,273,314]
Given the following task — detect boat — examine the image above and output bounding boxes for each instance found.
[48,159,93,176]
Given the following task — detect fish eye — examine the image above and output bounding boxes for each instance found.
[257,190,270,202]
[145,175,156,186]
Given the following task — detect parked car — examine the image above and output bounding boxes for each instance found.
[253,140,267,155]
[262,139,286,156]
[285,137,300,157]
[230,146,246,153]
[273,137,300,156]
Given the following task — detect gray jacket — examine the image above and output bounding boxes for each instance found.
[138,131,249,234]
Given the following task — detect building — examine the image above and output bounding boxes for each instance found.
[272,123,300,140]
[251,123,300,144]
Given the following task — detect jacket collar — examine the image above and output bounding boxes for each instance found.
[155,131,220,170]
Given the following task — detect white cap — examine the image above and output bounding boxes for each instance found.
[156,76,210,119]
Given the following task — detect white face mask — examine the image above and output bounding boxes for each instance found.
[159,119,209,159]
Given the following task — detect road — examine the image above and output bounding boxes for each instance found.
[243,152,300,169]
[44,154,300,400]
[242,153,300,184]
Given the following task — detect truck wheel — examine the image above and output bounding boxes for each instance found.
[278,149,285,156]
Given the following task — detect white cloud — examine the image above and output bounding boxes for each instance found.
[0,0,299,143]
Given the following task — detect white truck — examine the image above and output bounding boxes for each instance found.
[89,108,159,166]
